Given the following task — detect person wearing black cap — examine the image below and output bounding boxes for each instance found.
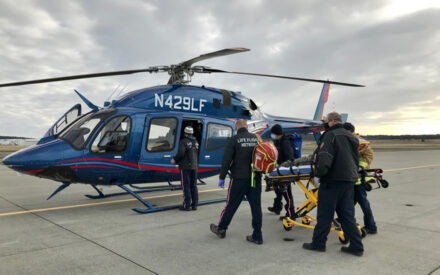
[267,124,296,219]
[172,126,199,211]
[343,122,377,234]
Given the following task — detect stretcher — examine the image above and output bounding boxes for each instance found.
[265,165,389,243]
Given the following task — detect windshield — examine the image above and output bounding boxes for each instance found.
[60,108,117,149]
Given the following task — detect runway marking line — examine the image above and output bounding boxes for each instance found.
[383,163,440,172]
[1,163,439,217]
[0,188,226,217]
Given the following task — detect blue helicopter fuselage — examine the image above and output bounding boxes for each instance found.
[3,84,323,186]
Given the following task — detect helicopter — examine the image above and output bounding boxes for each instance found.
[1,48,364,213]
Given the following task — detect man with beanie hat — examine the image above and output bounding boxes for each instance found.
[267,124,296,219]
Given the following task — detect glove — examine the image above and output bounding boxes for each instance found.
[218,179,225,189]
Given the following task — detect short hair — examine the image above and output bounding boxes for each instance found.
[326,112,342,123]
[235,119,248,129]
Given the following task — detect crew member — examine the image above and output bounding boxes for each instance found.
[303,112,364,256]
[267,124,296,219]
[210,119,263,244]
[171,126,199,211]
[344,122,377,234]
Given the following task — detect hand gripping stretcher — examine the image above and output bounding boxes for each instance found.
[265,164,389,243]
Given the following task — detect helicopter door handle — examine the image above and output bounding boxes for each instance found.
[163,155,171,158]
[204,155,210,159]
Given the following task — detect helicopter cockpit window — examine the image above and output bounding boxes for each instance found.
[147,117,177,152]
[90,116,131,154]
[206,123,232,152]
[60,109,117,150]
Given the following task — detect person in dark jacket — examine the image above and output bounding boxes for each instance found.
[171,126,199,211]
[210,119,263,244]
[267,124,296,219]
[302,112,364,256]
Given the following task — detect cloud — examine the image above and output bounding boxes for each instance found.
[0,0,439,137]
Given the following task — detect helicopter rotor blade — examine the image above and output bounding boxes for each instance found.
[180,47,250,67]
[0,68,158,88]
[203,69,365,87]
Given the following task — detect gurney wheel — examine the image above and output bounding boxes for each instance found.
[338,236,349,244]
[301,218,311,225]
[363,182,372,192]
[360,228,367,238]
[380,179,389,188]
[338,231,349,244]
[283,224,292,231]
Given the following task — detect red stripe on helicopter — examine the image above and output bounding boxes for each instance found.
[23,169,44,174]
[58,158,138,167]
[138,164,219,173]
[257,123,275,135]
[58,158,219,173]
[70,165,120,169]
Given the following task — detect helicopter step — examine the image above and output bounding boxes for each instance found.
[84,178,207,199]
[117,184,226,214]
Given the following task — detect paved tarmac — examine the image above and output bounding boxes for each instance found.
[0,150,440,275]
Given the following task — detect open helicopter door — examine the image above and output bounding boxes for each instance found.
[138,113,183,182]
[38,104,82,145]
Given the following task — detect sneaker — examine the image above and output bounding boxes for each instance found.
[363,226,377,234]
[179,206,190,211]
[302,243,325,252]
[341,246,364,256]
[246,235,263,245]
[210,224,226,238]
[191,206,197,211]
[268,207,280,215]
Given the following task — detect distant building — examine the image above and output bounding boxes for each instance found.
[0,138,38,146]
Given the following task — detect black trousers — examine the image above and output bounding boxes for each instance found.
[312,180,364,251]
[272,184,295,216]
[354,185,377,231]
[218,177,262,241]
[180,169,198,209]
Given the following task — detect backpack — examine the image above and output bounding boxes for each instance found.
[251,138,279,187]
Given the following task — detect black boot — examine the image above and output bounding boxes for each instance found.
[362,226,377,234]
[268,207,280,215]
[246,235,263,245]
[341,246,363,256]
[302,243,325,252]
[210,224,226,238]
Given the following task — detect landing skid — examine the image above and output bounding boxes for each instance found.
[117,185,226,214]
[84,180,207,199]
[84,181,225,214]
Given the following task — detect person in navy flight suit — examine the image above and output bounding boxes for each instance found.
[210,119,263,244]
[172,126,199,211]
[302,112,364,256]
[267,124,296,219]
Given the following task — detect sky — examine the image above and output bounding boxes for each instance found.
[0,0,439,138]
